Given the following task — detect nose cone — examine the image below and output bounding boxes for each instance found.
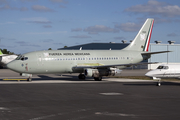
[145,71,154,77]
[7,61,17,71]
[145,72,151,77]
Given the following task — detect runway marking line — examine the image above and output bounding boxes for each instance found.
[99,92,123,96]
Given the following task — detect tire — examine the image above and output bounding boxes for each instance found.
[94,76,102,81]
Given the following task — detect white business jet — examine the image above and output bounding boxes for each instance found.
[145,64,180,86]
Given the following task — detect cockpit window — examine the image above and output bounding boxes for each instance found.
[16,55,28,61]
[16,55,22,60]
[24,57,28,60]
[157,66,169,69]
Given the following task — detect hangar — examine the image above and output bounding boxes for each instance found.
[59,40,180,69]
[148,41,180,69]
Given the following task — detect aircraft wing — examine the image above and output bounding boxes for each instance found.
[73,62,158,69]
[0,54,16,57]
[141,51,171,55]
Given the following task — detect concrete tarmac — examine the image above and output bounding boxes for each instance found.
[0,69,180,120]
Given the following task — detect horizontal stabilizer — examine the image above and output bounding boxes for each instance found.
[141,51,171,55]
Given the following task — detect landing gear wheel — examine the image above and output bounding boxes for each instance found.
[157,82,161,86]
[94,76,102,81]
[27,78,32,82]
[78,74,86,80]
[157,79,161,86]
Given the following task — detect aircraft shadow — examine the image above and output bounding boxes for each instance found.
[123,82,180,86]
[33,75,94,81]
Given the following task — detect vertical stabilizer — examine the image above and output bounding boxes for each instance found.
[0,50,3,55]
[122,18,154,52]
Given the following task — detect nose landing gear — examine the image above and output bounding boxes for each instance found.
[20,73,32,82]
[27,77,32,82]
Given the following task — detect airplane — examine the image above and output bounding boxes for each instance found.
[145,64,180,86]
[0,50,17,66]
[7,18,169,81]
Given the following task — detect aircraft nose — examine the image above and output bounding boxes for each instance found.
[7,61,16,71]
[145,71,153,77]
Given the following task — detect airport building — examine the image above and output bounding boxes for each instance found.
[148,41,180,69]
[59,40,180,69]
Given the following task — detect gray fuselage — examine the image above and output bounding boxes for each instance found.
[8,50,143,74]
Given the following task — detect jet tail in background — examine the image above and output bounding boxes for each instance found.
[122,18,154,52]
[0,50,3,56]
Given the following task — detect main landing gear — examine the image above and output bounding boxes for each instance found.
[78,73,102,81]
[78,73,86,80]
[94,76,102,81]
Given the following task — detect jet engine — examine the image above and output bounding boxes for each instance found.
[84,68,121,77]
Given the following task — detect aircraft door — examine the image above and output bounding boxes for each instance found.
[164,71,169,77]
[129,53,134,62]
[37,53,44,66]
[85,56,88,63]
[170,70,176,77]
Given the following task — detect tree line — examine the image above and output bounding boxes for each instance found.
[0,49,14,55]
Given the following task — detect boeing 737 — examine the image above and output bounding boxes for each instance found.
[7,18,169,81]
[146,64,180,86]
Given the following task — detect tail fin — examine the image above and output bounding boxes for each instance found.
[122,18,154,52]
[0,50,3,55]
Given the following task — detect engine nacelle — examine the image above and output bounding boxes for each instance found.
[84,68,122,77]
[84,69,98,77]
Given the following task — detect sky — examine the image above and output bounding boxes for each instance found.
[0,0,180,54]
